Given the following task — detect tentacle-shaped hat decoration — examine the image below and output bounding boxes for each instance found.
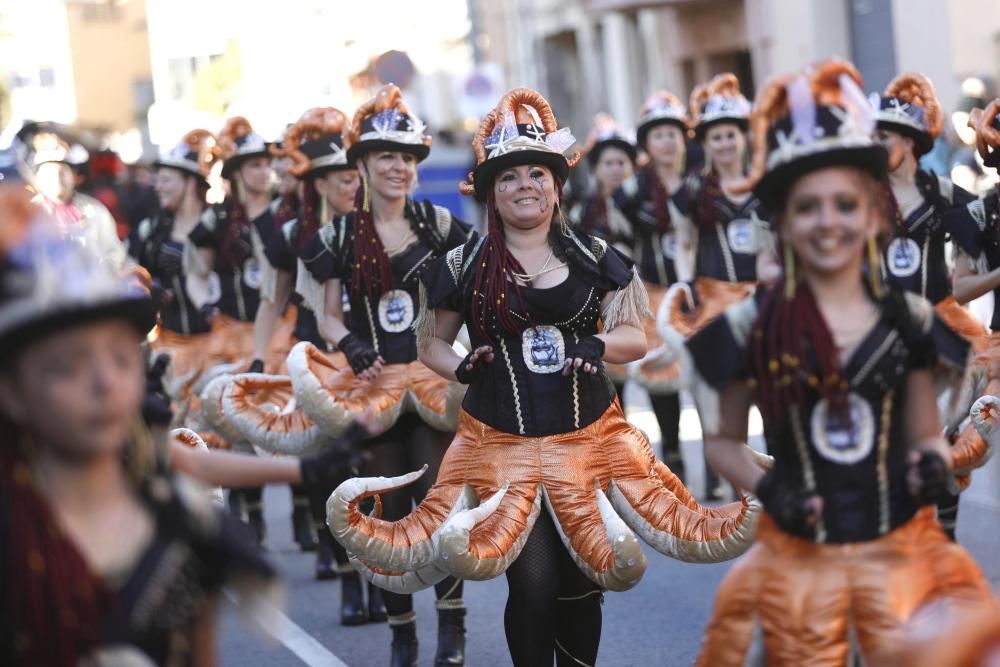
[154,129,219,184]
[344,84,431,163]
[581,112,636,166]
[733,59,884,204]
[276,107,350,178]
[460,87,579,199]
[635,90,688,147]
[217,116,270,178]
[689,73,751,138]
[969,99,1000,167]
[872,72,943,156]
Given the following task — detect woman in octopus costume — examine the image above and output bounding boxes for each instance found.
[610,91,692,484]
[653,75,771,500]
[297,84,472,666]
[685,60,993,667]
[185,116,286,545]
[232,107,389,621]
[871,72,984,538]
[328,88,760,667]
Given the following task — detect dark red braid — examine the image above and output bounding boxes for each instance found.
[693,169,724,231]
[750,255,847,425]
[349,180,395,302]
[582,193,608,235]
[218,196,253,272]
[273,190,300,228]
[881,178,903,230]
[470,176,566,343]
[648,168,673,234]
[1,438,109,666]
[297,180,322,252]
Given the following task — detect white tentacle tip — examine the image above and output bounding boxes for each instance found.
[971,395,1000,438]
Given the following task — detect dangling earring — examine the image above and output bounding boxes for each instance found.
[320,196,329,225]
[783,243,796,300]
[362,176,371,213]
[867,235,882,298]
[235,177,247,206]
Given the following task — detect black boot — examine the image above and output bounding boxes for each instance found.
[315,528,337,581]
[340,571,368,626]
[389,614,418,667]
[292,498,318,552]
[368,582,388,623]
[434,603,466,666]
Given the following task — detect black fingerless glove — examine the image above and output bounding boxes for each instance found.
[247,358,265,374]
[911,450,949,506]
[299,422,370,489]
[142,354,173,427]
[454,349,491,384]
[337,333,380,376]
[564,335,605,368]
[755,469,819,539]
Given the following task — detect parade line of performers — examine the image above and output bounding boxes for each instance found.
[5,60,1000,667]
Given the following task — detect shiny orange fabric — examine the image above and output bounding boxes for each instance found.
[667,277,756,339]
[345,401,753,577]
[935,295,987,352]
[949,331,1000,475]
[695,509,991,667]
[310,356,455,421]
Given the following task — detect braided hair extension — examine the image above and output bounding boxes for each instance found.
[217,194,253,272]
[693,168,724,232]
[648,168,673,234]
[750,271,847,426]
[470,176,566,343]
[348,178,395,302]
[273,189,300,229]
[582,193,608,236]
[1,434,109,666]
[297,179,322,252]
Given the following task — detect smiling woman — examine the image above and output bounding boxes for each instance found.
[328,87,761,667]
[683,59,995,667]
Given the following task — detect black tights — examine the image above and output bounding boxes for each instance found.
[365,415,463,616]
[504,510,603,666]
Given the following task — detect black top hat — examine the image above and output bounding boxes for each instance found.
[461,88,580,201]
[345,85,431,164]
[873,73,943,158]
[217,117,271,179]
[278,107,353,179]
[743,61,888,207]
[635,91,688,148]
[152,129,217,187]
[690,73,751,139]
[583,113,637,167]
[0,188,155,357]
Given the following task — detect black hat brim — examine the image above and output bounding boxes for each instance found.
[346,140,431,165]
[636,117,688,150]
[152,162,210,189]
[471,149,570,201]
[303,163,356,179]
[0,297,157,363]
[587,139,637,167]
[221,149,273,179]
[694,116,749,140]
[875,120,934,157]
[753,145,888,209]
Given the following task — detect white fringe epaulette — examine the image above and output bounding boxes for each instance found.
[412,280,435,351]
[251,225,279,304]
[601,266,652,332]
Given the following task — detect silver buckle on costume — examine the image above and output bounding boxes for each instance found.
[378,289,414,333]
[521,325,565,374]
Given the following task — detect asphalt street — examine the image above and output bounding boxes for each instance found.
[217,388,1000,666]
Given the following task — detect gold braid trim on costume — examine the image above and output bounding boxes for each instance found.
[601,267,651,332]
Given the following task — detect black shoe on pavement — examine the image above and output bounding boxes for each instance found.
[340,571,369,626]
[434,605,466,666]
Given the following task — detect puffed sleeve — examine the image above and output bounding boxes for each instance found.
[900,292,970,373]
[946,195,996,262]
[683,291,760,435]
[189,205,224,249]
[412,237,482,349]
[594,241,651,332]
[264,220,298,273]
[611,173,643,227]
[300,217,349,284]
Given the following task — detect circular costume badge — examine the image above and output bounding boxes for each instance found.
[660,233,678,259]
[521,325,566,374]
[243,258,262,289]
[809,392,876,465]
[206,272,222,305]
[726,219,757,254]
[886,237,921,278]
[378,289,414,333]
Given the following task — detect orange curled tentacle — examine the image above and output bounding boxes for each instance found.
[217,116,256,161]
[886,72,943,138]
